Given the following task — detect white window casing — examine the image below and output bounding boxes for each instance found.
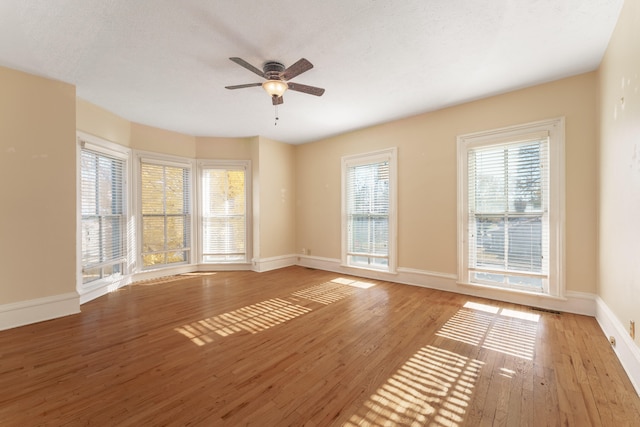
[197,160,252,264]
[77,132,132,293]
[136,152,195,270]
[341,147,398,274]
[457,118,565,297]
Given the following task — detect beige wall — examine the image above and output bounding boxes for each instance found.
[256,136,297,259]
[130,123,196,158]
[196,136,254,160]
[0,66,77,304]
[75,99,295,266]
[76,98,131,146]
[598,0,640,346]
[296,72,599,294]
[0,46,604,315]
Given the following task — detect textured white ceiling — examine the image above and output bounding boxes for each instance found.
[0,0,624,144]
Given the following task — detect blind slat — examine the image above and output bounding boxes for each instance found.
[80,148,126,284]
[202,168,246,262]
[468,139,549,289]
[346,160,390,265]
[141,162,191,267]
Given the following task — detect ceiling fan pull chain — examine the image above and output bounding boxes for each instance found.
[274,104,279,126]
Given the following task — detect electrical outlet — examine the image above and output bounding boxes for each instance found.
[631,320,636,339]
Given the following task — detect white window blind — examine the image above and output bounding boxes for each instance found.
[140,161,191,268]
[345,159,391,270]
[201,167,247,263]
[467,138,549,292]
[80,148,126,284]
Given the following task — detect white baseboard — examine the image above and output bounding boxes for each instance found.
[252,255,298,272]
[78,275,132,305]
[595,296,640,396]
[0,292,80,331]
[197,263,252,272]
[3,259,637,397]
[297,255,595,316]
[131,264,198,283]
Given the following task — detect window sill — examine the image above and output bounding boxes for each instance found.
[456,280,566,301]
[341,263,398,276]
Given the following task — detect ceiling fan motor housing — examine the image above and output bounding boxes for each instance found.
[263,61,285,80]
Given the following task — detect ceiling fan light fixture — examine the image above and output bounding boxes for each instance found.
[262,79,288,97]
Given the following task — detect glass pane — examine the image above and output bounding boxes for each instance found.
[81,218,101,266]
[98,156,124,215]
[80,148,126,281]
[510,143,543,213]
[348,255,388,270]
[203,217,245,255]
[143,253,165,267]
[140,162,191,268]
[80,153,98,216]
[204,254,245,263]
[475,216,505,269]
[166,251,187,264]
[507,216,542,272]
[141,164,165,215]
[142,216,165,253]
[202,168,246,263]
[473,272,505,284]
[101,216,123,261]
[508,275,543,291]
[348,215,388,256]
[102,264,114,278]
[471,148,506,214]
[471,141,545,214]
[372,257,389,268]
[165,166,187,214]
[348,162,389,215]
[166,216,187,250]
[83,267,102,284]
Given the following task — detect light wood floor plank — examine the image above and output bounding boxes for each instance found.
[1,267,639,426]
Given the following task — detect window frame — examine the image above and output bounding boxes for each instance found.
[341,147,398,274]
[197,160,252,265]
[135,152,195,271]
[457,117,565,297]
[76,131,132,293]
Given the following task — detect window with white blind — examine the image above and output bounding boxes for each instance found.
[80,143,127,285]
[342,148,397,273]
[457,118,564,296]
[140,159,192,268]
[200,162,250,263]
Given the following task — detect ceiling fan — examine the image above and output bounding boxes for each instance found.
[225,57,325,105]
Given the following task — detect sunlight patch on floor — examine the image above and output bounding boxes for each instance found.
[180,272,217,277]
[175,298,312,346]
[292,280,366,304]
[331,277,377,289]
[437,302,540,360]
[345,345,484,426]
[176,276,376,345]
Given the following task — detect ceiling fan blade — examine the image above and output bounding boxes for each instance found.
[287,82,325,96]
[282,58,313,80]
[229,57,265,78]
[272,95,284,105]
[225,83,262,90]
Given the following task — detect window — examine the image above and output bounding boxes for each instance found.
[457,118,564,296]
[200,162,250,263]
[79,141,127,285]
[140,159,192,268]
[342,148,397,273]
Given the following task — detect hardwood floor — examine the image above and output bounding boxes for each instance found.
[1,266,639,426]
